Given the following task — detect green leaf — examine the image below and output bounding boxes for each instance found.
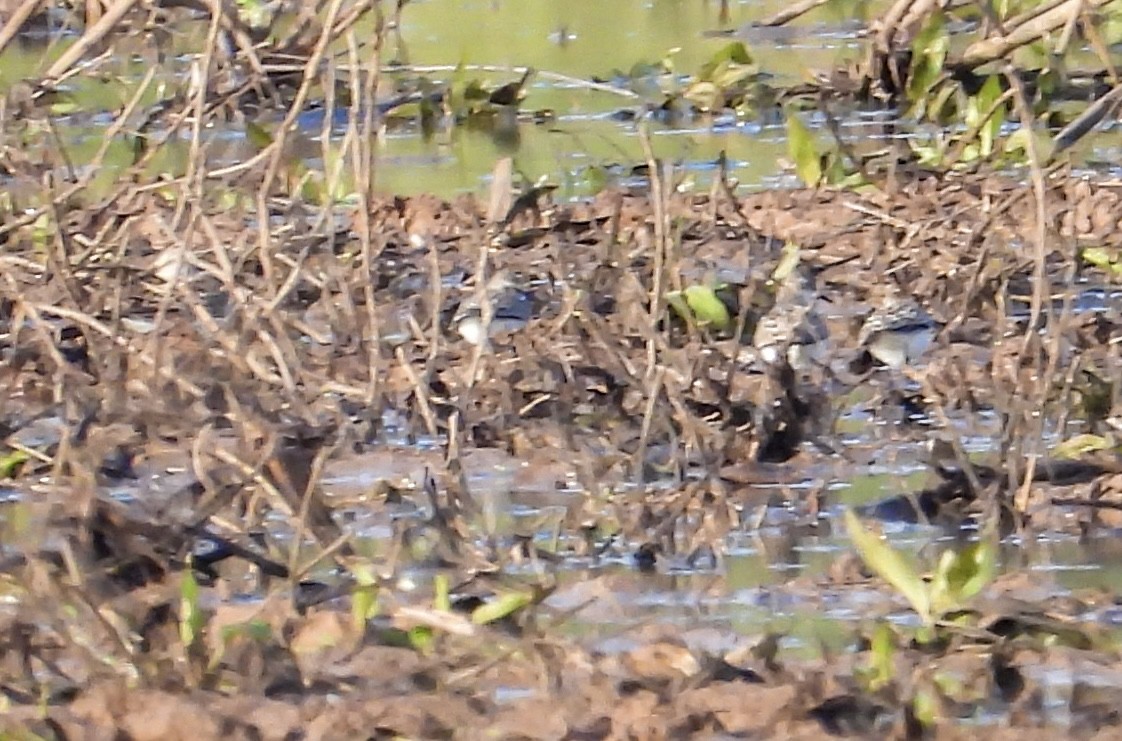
[1081,246,1122,278]
[930,540,996,616]
[408,625,434,653]
[948,541,996,603]
[433,573,451,613]
[660,47,682,75]
[448,63,469,118]
[179,559,204,649]
[471,590,533,625]
[236,0,274,27]
[976,75,1004,156]
[823,153,862,187]
[785,110,821,187]
[666,290,692,324]
[1082,246,1115,269]
[0,449,29,479]
[845,510,931,624]
[772,242,802,283]
[910,140,945,168]
[49,99,80,116]
[350,560,378,587]
[351,584,379,631]
[683,284,732,330]
[1102,10,1122,45]
[702,41,754,73]
[585,164,612,195]
[712,63,758,90]
[684,81,722,112]
[1002,126,1054,163]
[907,12,948,103]
[920,79,958,125]
[1052,433,1114,459]
[865,622,896,691]
[245,121,274,151]
[348,560,380,630]
[912,685,940,727]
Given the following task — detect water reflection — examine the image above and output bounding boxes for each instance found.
[11,0,1122,198]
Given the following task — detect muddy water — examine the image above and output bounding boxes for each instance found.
[252,0,1122,195]
[305,420,1122,642]
[354,0,874,196]
[5,2,1121,199]
[0,1,876,198]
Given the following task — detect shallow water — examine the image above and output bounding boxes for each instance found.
[3,1,1120,201]
[366,0,867,196]
[296,0,1122,196]
[305,421,1122,642]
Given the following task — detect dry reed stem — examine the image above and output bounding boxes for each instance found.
[638,122,665,376]
[202,2,376,183]
[42,0,141,82]
[963,0,1115,65]
[22,300,203,400]
[287,440,338,574]
[348,4,388,404]
[396,345,439,438]
[205,443,294,520]
[633,366,667,480]
[0,0,44,58]
[259,0,349,197]
[173,6,225,233]
[1004,67,1050,515]
[756,0,831,27]
[462,239,493,390]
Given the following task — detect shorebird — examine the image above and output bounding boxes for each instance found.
[752,271,829,369]
[453,270,534,346]
[857,297,938,369]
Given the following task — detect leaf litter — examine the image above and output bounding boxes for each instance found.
[1,1,1122,739]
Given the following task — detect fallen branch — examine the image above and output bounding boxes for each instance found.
[962,0,1115,66]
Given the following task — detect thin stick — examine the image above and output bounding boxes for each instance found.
[396,345,439,438]
[1004,66,1049,516]
[633,366,667,481]
[0,0,44,59]
[388,63,640,100]
[42,0,141,81]
[756,0,831,27]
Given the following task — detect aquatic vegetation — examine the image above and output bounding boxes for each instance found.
[845,510,998,628]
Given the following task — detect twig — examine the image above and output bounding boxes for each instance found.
[42,0,141,82]
[943,87,1016,168]
[396,345,439,438]
[962,0,1115,66]
[756,0,832,27]
[1054,83,1122,153]
[0,0,45,59]
[633,366,667,481]
[391,63,640,100]
[1004,66,1051,516]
